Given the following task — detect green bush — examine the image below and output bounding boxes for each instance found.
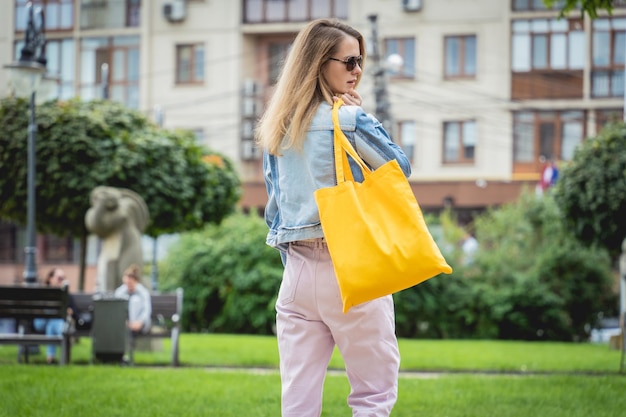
[159,211,283,334]
[161,193,615,341]
[394,273,484,339]
[395,192,616,341]
[471,191,616,341]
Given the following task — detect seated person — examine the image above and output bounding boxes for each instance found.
[33,267,75,364]
[114,264,152,334]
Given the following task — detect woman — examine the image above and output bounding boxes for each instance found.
[33,267,72,364]
[256,18,411,417]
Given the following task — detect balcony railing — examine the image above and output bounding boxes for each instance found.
[80,0,140,30]
[243,0,347,23]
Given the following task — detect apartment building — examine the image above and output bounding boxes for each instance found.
[1,0,625,284]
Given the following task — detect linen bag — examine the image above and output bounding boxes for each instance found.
[314,99,452,313]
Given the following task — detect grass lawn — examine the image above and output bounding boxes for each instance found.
[1,334,625,416]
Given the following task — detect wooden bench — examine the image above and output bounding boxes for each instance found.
[0,285,72,365]
[70,288,184,366]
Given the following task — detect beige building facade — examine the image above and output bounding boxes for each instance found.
[1,0,626,286]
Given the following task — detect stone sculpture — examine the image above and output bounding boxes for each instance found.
[85,186,150,292]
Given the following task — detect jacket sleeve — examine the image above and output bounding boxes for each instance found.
[263,152,278,230]
[114,286,126,299]
[353,109,412,178]
[263,152,288,264]
[138,287,152,325]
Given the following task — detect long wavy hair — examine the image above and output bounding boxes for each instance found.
[255,19,365,155]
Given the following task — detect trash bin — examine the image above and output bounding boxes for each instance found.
[92,297,127,364]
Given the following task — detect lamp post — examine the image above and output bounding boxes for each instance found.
[368,14,404,137]
[150,106,165,292]
[368,15,391,133]
[3,3,47,285]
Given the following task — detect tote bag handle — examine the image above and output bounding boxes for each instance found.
[332,99,371,184]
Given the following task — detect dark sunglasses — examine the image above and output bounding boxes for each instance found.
[328,55,363,71]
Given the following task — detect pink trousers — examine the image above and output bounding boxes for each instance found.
[276,239,400,417]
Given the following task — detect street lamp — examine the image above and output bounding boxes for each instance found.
[3,3,47,285]
[367,14,404,136]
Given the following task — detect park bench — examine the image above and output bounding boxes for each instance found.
[0,285,72,365]
[70,288,184,366]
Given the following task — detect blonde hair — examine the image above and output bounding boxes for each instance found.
[255,19,365,155]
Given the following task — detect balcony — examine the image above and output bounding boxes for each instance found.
[243,0,347,23]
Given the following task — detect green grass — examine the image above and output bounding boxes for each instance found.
[12,333,614,373]
[1,334,625,416]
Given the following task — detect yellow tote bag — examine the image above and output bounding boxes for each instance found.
[314,99,453,313]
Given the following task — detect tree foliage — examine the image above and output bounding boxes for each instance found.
[159,211,283,334]
[0,98,241,237]
[158,194,614,341]
[543,0,615,18]
[552,123,626,260]
[394,192,616,341]
[473,191,616,340]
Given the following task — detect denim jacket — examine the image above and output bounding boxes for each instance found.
[263,102,411,255]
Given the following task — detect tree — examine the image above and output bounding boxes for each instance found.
[476,191,616,340]
[553,123,626,260]
[0,98,241,286]
[543,0,615,18]
[0,97,240,236]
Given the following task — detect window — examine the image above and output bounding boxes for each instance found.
[43,234,74,263]
[0,221,18,263]
[15,0,74,32]
[44,38,75,100]
[244,0,347,23]
[397,121,416,164]
[127,0,141,26]
[512,18,585,72]
[176,43,205,84]
[513,112,534,163]
[241,78,262,161]
[384,38,415,78]
[591,18,626,98]
[268,41,291,84]
[513,110,585,172]
[560,111,583,160]
[80,36,140,108]
[444,35,476,78]
[443,120,476,163]
[513,0,626,11]
[596,109,623,133]
[511,0,563,11]
[80,0,141,29]
[192,129,205,144]
[15,38,74,101]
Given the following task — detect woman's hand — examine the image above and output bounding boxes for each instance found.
[335,90,362,106]
[129,320,143,332]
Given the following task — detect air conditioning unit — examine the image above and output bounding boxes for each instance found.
[402,0,422,12]
[163,0,186,23]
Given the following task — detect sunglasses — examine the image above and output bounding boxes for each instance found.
[328,55,363,71]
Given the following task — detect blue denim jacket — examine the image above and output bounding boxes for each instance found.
[263,102,411,255]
